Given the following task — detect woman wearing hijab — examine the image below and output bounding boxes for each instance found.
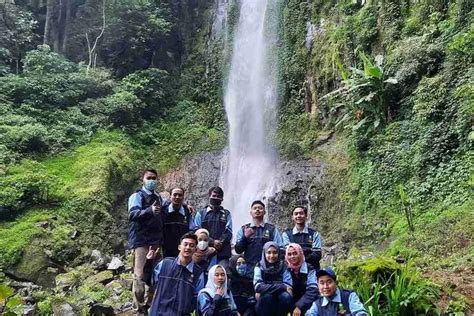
[286,243,319,316]
[197,264,238,316]
[228,255,256,315]
[193,228,217,271]
[253,241,293,316]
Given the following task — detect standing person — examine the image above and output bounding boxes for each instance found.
[160,187,195,257]
[228,255,256,316]
[253,241,293,316]
[194,186,233,267]
[127,169,163,314]
[235,200,283,275]
[193,228,217,275]
[197,264,238,316]
[144,232,205,316]
[282,206,322,270]
[285,243,319,316]
[306,268,368,316]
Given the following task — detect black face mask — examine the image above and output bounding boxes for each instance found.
[209,197,222,207]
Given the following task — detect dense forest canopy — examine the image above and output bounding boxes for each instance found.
[0,0,472,314]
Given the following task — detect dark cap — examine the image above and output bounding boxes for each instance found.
[316,267,337,281]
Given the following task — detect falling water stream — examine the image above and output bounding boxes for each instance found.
[220,0,280,232]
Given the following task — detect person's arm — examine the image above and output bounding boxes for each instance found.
[304,302,318,316]
[229,291,238,315]
[295,269,318,310]
[349,292,368,315]
[198,292,223,316]
[273,228,283,246]
[128,192,154,221]
[143,260,162,288]
[218,211,233,244]
[234,226,247,254]
[282,231,290,247]
[194,210,203,229]
[307,231,322,265]
[253,266,287,295]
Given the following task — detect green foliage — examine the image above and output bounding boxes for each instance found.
[0,283,21,315]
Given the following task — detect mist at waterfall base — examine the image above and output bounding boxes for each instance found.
[220,0,280,234]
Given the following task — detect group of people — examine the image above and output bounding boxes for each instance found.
[128,169,368,316]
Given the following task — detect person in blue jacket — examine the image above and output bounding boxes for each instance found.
[144,232,205,316]
[160,187,195,257]
[282,206,322,270]
[197,264,238,316]
[127,169,163,314]
[228,255,256,315]
[235,200,283,276]
[194,186,233,268]
[253,241,293,316]
[306,267,368,316]
[285,243,319,316]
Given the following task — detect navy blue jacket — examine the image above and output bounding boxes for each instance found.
[195,207,233,260]
[127,189,163,249]
[145,257,204,316]
[235,223,278,268]
[160,201,193,257]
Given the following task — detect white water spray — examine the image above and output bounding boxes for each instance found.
[220,0,280,232]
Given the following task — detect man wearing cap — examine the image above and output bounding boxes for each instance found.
[235,200,283,275]
[306,267,368,316]
[282,206,322,270]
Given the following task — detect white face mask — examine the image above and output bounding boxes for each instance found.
[197,240,208,251]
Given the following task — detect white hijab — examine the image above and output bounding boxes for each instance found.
[199,264,230,299]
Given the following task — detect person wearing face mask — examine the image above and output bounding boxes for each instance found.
[160,187,195,257]
[253,241,293,316]
[285,243,319,316]
[197,265,238,316]
[194,186,233,268]
[228,255,256,316]
[127,169,163,315]
[235,200,283,276]
[193,228,217,272]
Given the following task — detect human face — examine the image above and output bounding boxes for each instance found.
[250,203,265,220]
[178,238,197,259]
[142,171,157,183]
[265,246,279,264]
[236,257,246,266]
[213,266,226,287]
[318,275,337,297]
[286,246,299,265]
[197,233,209,243]
[292,207,307,225]
[170,188,184,206]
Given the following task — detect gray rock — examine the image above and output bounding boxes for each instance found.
[23,304,36,316]
[91,250,110,270]
[107,257,124,271]
[52,303,75,316]
[89,303,115,316]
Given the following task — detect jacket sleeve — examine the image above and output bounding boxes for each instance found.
[198,292,224,316]
[234,226,247,254]
[218,211,233,243]
[253,266,288,295]
[295,269,319,311]
[128,192,154,221]
[349,292,368,316]
[144,259,162,288]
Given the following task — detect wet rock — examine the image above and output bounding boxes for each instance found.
[107,257,124,272]
[22,304,36,316]
[52,303,75,316]
[119,274,133,290]
[91,250,111,270]
[89,303,115,316]
[70,230,80,239]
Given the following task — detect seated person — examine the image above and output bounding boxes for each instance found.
[285,243,319,316]
[253,241,293,316]
[306,267,368,316]
[197,264,238,316]
[228,255,256,316]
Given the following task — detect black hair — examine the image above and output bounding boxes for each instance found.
[180,232,198,245]
[293,206,308,216]
[143,169,158,176]
[208,186,224,198]
[171,187,185,194]
[251,200,265,208]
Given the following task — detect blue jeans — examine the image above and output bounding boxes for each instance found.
[256,291,293,316]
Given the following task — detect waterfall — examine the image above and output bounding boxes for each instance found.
[220,0,280,233]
